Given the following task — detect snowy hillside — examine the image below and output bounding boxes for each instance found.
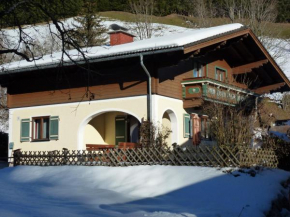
[0,166,289,217]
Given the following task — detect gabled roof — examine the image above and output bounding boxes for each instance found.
[0,23,244,74]
[0,23,289,91]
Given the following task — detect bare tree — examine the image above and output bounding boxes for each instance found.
[282,93,290,111]
[0,86,8,132]
[129,0,156,39]
[203,101,254,146]
[0,0,87,65]
[185,0,217,28]
[139,121,172,147]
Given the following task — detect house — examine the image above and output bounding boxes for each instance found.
[0,23,289,159]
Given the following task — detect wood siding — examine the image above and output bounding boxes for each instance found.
[8,81,147,108]
[7,54,247,108]
[157,58,193,99]
[156,58,245,100]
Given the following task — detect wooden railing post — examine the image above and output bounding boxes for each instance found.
[13,149,21,166]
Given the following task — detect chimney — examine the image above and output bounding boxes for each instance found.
[108,24,136,46]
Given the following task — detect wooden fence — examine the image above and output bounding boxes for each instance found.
[13,145,278,168]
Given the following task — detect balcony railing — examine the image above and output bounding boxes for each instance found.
[181,77,256,106]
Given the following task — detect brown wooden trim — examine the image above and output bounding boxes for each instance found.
[253,82,286,94]
[232,59,268,74]
[184,29,250,54]
[7,94,11,108]
[183,99,204,108]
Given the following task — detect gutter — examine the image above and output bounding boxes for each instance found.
[140,54,152,122]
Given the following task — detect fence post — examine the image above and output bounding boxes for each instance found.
[13,149,21,166]
[63,148,68,165]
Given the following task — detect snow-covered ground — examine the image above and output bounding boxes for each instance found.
[0,166,289,217]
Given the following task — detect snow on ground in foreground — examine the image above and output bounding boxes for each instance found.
[0,166,289,217]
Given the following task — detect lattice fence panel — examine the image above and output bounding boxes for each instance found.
[13,145,278,168]
[239,147,278,168]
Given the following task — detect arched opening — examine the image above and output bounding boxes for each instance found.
[82,111,140,149]
[161,109,178,146]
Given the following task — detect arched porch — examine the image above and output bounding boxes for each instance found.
[161,109,178,147]
[79,110,141,150]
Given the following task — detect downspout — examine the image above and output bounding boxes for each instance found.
[140,54,152,122]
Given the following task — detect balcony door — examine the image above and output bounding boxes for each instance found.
[115,116,128,145]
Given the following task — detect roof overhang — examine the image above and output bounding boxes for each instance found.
[0,46,184,74]
[183,28,290,91]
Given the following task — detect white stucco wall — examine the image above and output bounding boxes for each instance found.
[162,112,172,146]
[9,95,192,155]
[153,95,191,146]
[9,96,146,152]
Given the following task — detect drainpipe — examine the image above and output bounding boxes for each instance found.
[140,54,152,122]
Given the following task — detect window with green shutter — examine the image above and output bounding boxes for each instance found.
[20,119,30,142]
[183,114,191,138]
[21,116,60,142]
[50,116,59,140]
[32,116,49,141]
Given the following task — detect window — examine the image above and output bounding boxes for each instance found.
[183,114,191,138]
[193,62,204,78]
[32,116,50,140]
[20,116,59,142]
[216,68,226,82]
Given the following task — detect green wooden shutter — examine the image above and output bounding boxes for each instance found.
[50,116,59,140]
[20,119,30,142]
[184,114,190,138]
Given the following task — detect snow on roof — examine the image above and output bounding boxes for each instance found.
[0,23,244,73]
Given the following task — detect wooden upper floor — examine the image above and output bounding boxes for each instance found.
[1,27,289,109]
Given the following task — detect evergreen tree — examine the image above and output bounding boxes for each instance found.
[72,0,107,47]
[277,0,290,22]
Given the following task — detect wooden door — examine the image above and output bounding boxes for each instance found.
[191,114,201,145]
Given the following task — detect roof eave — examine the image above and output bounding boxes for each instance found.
[0,46,184,75]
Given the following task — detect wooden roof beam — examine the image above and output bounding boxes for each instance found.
[198,36,247,58]
[253,82,285,94]
[213,41,227,51]
[234,41,255,62]
[232,59,268,74]
[247,30,290,87]
[229,46,245,63]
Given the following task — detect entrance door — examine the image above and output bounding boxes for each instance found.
[115,116,127,145]
[191,114,201,145]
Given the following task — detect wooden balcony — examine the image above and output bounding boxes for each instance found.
[181,77,256,108]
